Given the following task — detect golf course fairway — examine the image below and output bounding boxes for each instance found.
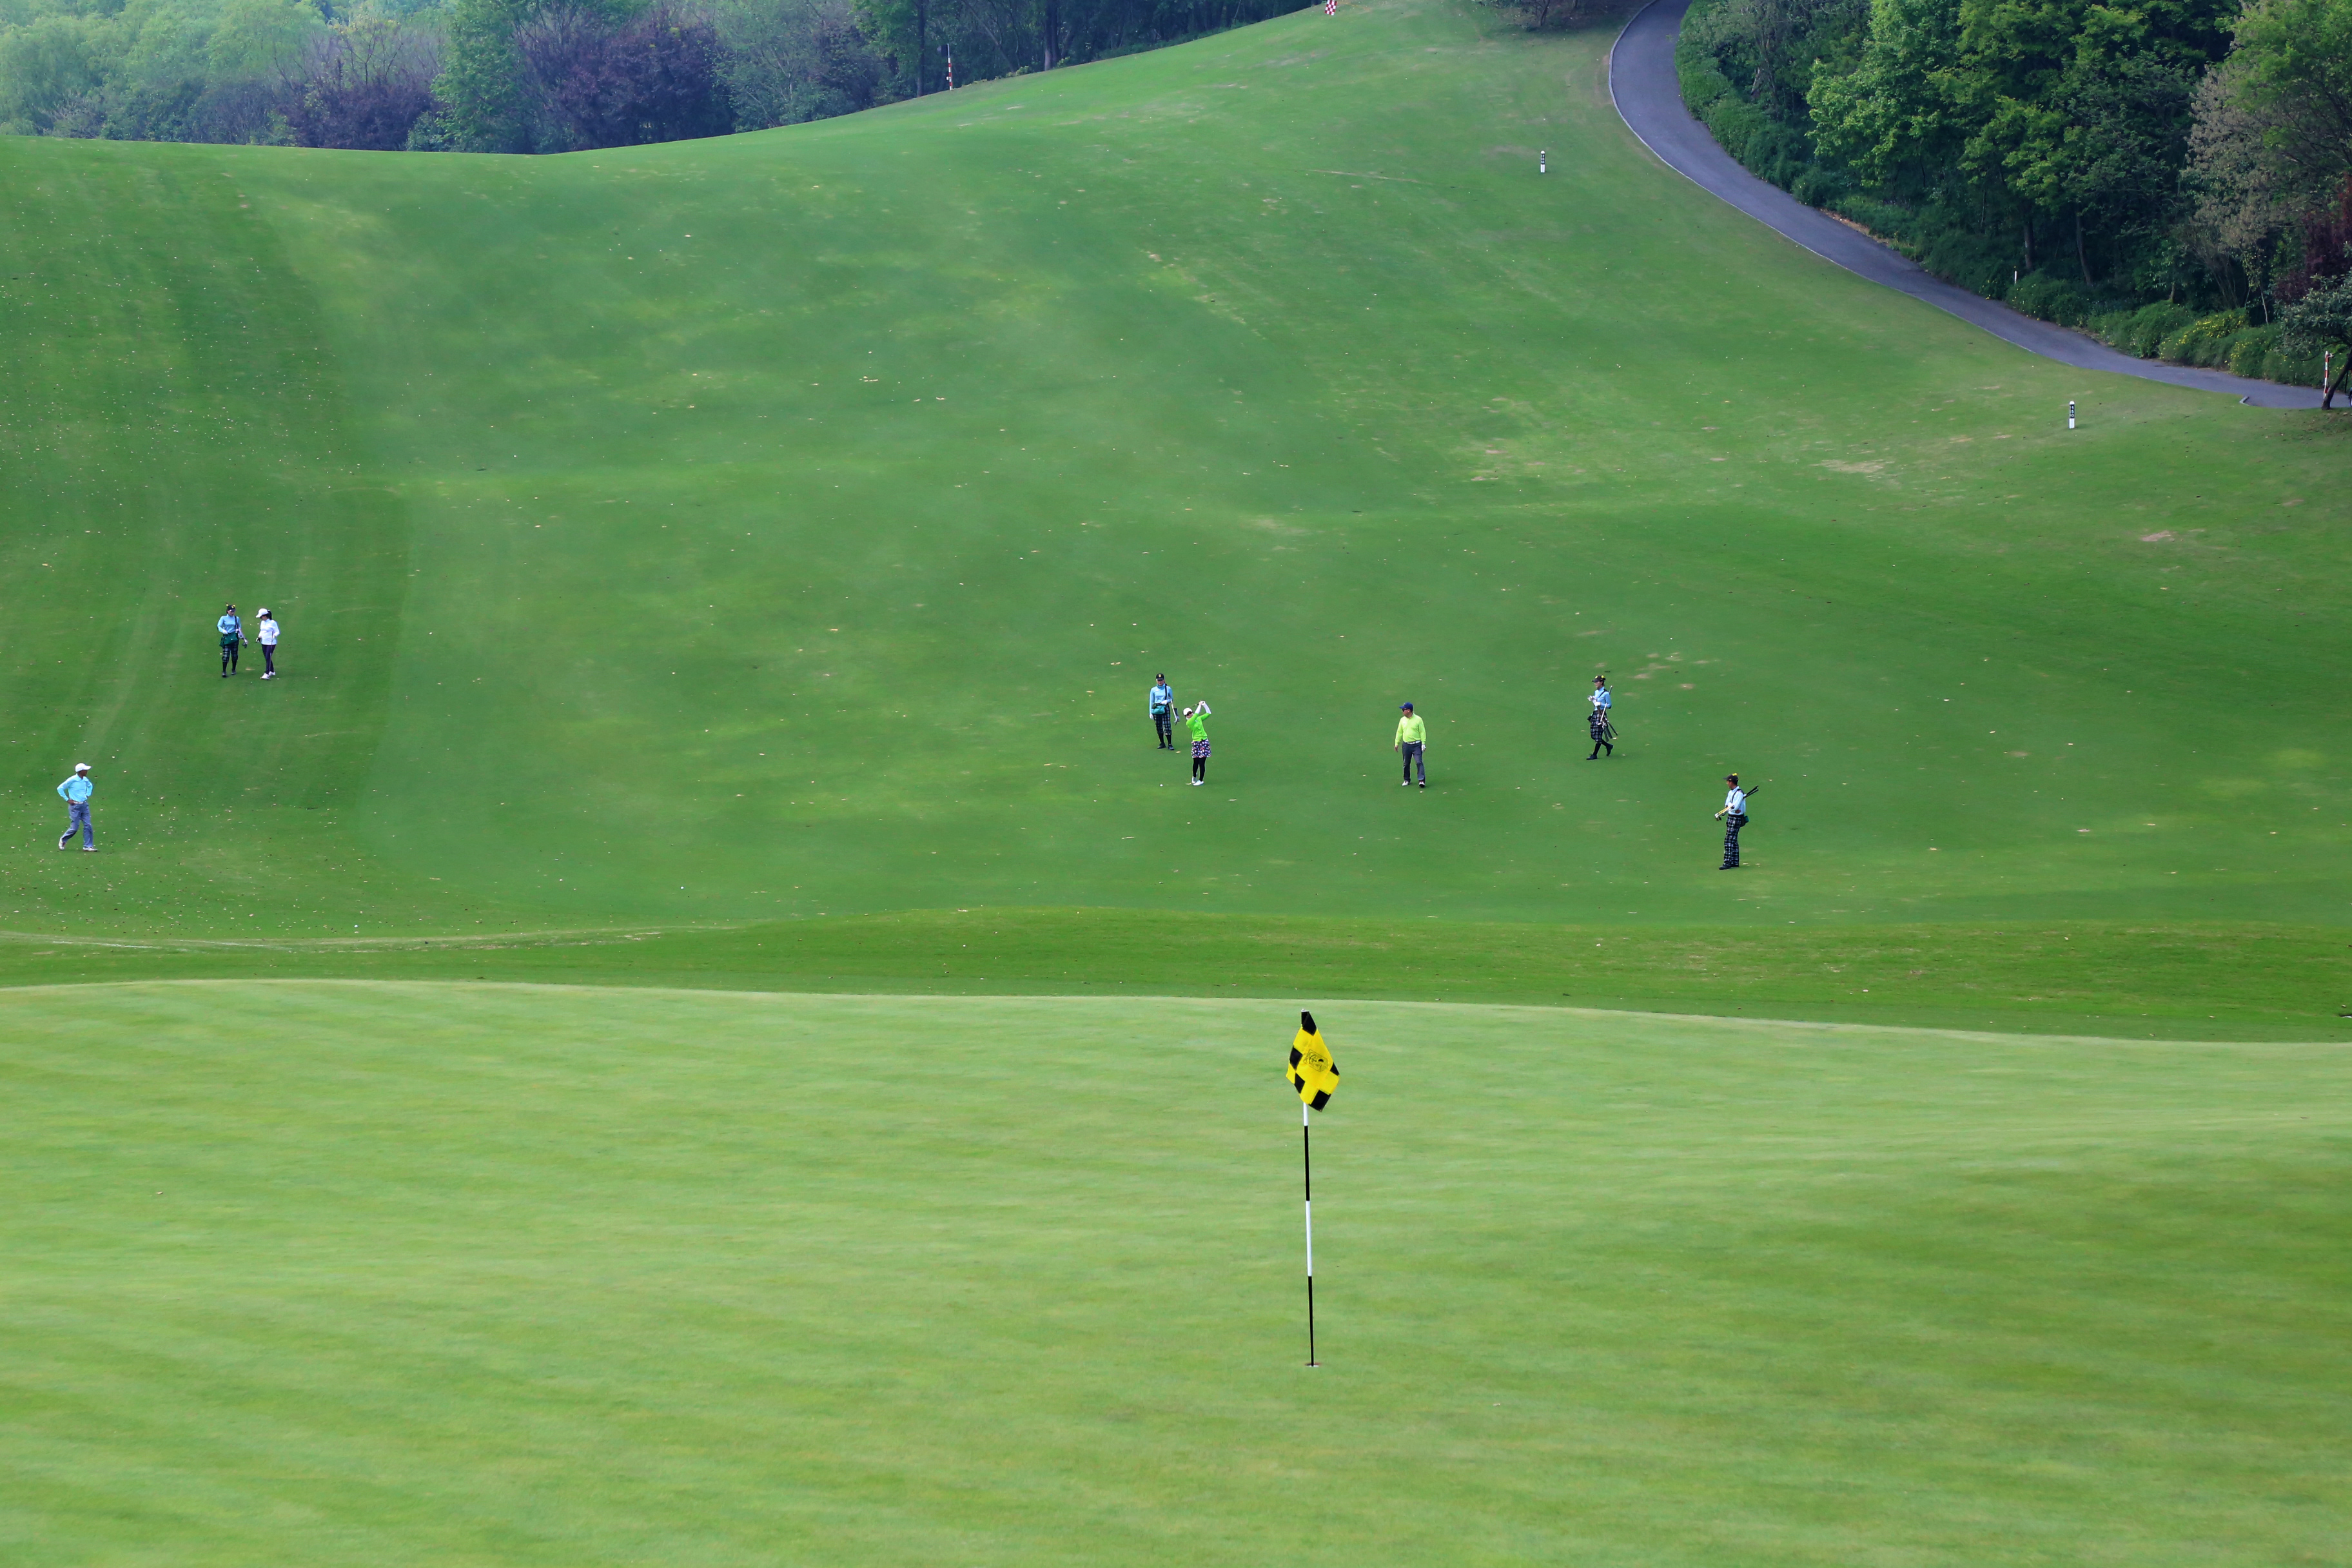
[4,0,2350,1556]
[6,983,2347,1563]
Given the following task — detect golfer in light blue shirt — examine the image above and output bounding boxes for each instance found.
[57,763,95,851]
[217,604,244,677]
[1150,675,1175,750]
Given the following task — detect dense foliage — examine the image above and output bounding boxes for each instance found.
[0,0,1306,151]
[1678,0,2352,386]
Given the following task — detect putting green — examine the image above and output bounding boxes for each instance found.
[4,982,2346,1563]
[1,0,2346,1025]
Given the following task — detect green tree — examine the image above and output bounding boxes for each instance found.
[1810,0,2235,280]
[717,0,882,129]
[119,1,222,92]
[1807,0,1970,184]
[2230,0,2352,206]
[849,0,924,95]
[206,0,321,77]
[2184,0,2352,302]
[0,11,117,131]
[1683,0,1868,115]
[2279,262,2352,401]
[433,0,542,150]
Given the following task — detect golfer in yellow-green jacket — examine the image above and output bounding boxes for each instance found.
[1395,702,1427,789]
[1183,701,1213,785]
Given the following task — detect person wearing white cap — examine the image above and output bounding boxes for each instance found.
[1182,700,1212,785]
[57,763,95,851]
[256,608,280,678]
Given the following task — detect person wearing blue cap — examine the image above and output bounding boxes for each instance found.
[1150,674,1174,749]
[1395,702,1427,789]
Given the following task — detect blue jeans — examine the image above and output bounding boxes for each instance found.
[64,800,92,847]
[1400,742,1425,783]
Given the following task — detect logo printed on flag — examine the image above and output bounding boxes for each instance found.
[1288,1012,1339,1109]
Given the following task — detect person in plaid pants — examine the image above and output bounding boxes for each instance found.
[1714,774,1749,868]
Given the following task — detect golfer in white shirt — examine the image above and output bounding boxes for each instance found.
[256,610,280,679]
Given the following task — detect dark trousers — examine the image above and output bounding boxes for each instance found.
[1154,710,1172,748]
[1191,754,1207,782]
[1587,730,1612,758]
[1400,741,1425,784]
[262,644,276,675]
[221,639,239,672]
[1721,813,1746,868]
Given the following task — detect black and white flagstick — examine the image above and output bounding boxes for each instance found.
[1302,1098,1318,1367]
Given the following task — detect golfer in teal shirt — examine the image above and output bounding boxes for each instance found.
[1150,676,1175,749]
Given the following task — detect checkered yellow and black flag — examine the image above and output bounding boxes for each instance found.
[1288,1011,1339,1110]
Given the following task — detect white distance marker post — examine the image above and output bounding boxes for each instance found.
[1539,150,1547,174]
[2069,399,2077,430]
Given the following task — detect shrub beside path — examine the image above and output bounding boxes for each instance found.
[1609,0,2325,410]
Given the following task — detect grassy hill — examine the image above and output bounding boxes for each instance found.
[3,0,2349,1031]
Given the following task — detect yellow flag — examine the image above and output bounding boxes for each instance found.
[1288,1010,1339,1110]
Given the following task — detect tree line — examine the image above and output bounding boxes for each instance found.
[1678,0,2352,397]
[0,0,1307,153]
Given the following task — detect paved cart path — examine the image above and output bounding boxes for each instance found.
[1609,0,2325,409]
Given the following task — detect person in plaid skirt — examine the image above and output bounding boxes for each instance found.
[1183,701,1213,785]
[1714,774,1749,868]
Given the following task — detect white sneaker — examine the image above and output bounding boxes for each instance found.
[81,846,97,852]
